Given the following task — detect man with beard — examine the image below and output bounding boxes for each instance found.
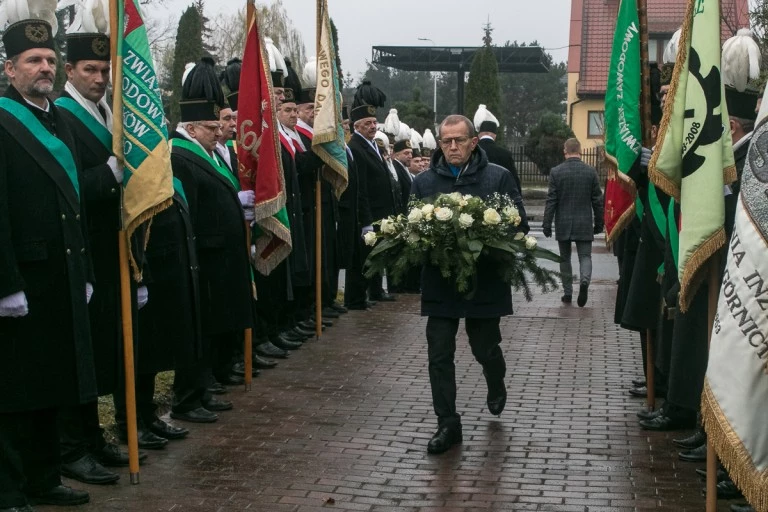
[0,16,95,509]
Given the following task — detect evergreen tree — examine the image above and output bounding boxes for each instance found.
[392,88,434,134]
[465,24,500,127]
[170,6,204,126]
[524,112,574,176]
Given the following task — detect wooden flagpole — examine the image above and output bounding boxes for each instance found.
[314,0,323,339]
[637,0,656,412]
[110,0,140,484]
[706,255,720,511]
[242,0,256,392]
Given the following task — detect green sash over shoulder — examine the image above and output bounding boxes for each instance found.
[172,177,188,206]
[54,97,112,152]
[0,97,80,199]
[171,138,240,191]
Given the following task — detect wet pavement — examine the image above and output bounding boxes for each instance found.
[41,237,736,511]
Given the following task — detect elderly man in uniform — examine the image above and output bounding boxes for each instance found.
[0,17,96,509]
[411,115,529,454]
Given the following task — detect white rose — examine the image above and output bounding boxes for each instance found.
[407,232,420,244]
[524,235,537,250]
[512,214,522,227]
[502,205,519,219]
[421,204,435,219]
[448,192,463,203]
[380,218,396,234]
[459,199,468,208]
[407,208,423,224]
[514,232,525,240]
[458,213,474,229]
[435,207,454,222]
[363,231,377,246]
[482,208,502,225]
[463,194,473,200]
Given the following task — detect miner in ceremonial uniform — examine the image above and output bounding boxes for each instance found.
[473,104,521,193]
[217,58,240,176]
[171,57,254,393]
[0,15,94,509]
[55,27,154,483]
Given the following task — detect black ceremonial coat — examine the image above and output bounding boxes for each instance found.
[57,90,137,395]
[170,133,253,335]
[337,147,361,270]
[478,137,522,193]
[348,132,399,227]
[138,189,202,373]
[0,86,97,412]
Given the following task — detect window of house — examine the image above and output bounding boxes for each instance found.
[588,111,604,138]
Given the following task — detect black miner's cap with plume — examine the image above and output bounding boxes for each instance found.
[352,80,386,109]
[282,57,303,103]
[180,56,226,122]
[220,58,242,111]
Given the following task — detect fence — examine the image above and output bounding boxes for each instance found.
[508,146,607,186]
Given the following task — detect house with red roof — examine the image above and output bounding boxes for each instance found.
[567,0,750,147]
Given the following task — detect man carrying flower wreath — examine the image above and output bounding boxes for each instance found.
[410,115,529,454]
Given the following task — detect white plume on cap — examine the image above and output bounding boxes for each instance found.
[410,128,423,148]
[395,122,411,142]
[663,28,682,65]
[722,28,761,92]
[374,130,390,150]
[422,128,437,150]
[2,0,59,35]
[264,37,288,78]
[302,57,317,88]
[473,104,499,130]
[181,62,196,87]
[383,108,400,136]
[58,0,109,35]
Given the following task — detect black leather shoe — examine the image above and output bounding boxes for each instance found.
[271,336,303,351]
[149,419,189,440]
[280,330,307,342]
[373,293,396,302]
[321,307,341,318]
[28,485,89,506]
[696,468,728,483]
[291,326,315,337]
[207,382,228,395]
[232,361,260,377]
[252,354,277,369]
[629,385,647,397]
[679,443,707,462]
[310,317,334,327]
[673,429,707,449]
[715,480,743,500]
[561,294,572,303]
[731,504,756,512]
[639,413,696,431]
[577,283,589,307]
[219,373,246,385]
[631,378,646,387]
[636,408,662,420]
[330,303,348,314]
[427,426,462,454]
[346,303,370,311]
[92,443,147,467]
[366,300,377,306]
[487,390,507,416]
[298,320,324,331]
[203,397,233,412]
[0,505,34,511]
[61,454,119,485]
[255,341,289,359]
[170,407,218,423]
[118,427,168,450]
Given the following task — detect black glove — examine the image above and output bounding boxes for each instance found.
[543,226,552,238]
[593,225,603,235]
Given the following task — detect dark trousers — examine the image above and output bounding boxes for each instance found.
[58,401,106,463]
[173,364,208,413]
[426,316,506,428]
[114,373,156,429]
[0,409,61,508]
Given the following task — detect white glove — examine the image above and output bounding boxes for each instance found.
[238,190,255,207]
[86,283,94,304]
[640,147,652,168]
[137,286,148,309]
[250,245,256,260]
[0,291,28,317]
[361,225,374,238]
[244,207,255,221]
[107,156,124,183]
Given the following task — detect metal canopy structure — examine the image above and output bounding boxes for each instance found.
[372,45,550,115]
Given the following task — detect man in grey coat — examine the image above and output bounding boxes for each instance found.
[542,138,603,307]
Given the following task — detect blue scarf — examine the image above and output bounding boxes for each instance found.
[448,164,461,177]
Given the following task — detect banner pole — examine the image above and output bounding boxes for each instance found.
[314,0,323,339]
[705,254,720,512]
[111,0,140,485]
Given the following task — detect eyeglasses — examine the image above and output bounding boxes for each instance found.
[199,124,222,132]
[439,136,471,147]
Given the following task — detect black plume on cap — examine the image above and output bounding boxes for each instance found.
[283,57,302,102]
[182,56,226,108]
[220,58,242,93]
[352,80,386,108]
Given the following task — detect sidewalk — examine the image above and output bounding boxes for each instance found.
[42,286,731,512]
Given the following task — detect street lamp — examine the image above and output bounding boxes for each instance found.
[417,37,438,126]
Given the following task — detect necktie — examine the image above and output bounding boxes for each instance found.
[97,104,107,122]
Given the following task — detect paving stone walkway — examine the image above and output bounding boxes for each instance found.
[43,283,734,512]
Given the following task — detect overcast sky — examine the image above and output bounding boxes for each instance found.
[152,0,573,79]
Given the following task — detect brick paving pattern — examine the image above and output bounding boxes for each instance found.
[41,283,733,512]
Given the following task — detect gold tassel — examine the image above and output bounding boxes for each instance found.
[678,228,725,312]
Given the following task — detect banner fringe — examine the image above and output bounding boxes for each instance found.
[702,380,768,512]
[125,198,172,281]
[678,228,724,312]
